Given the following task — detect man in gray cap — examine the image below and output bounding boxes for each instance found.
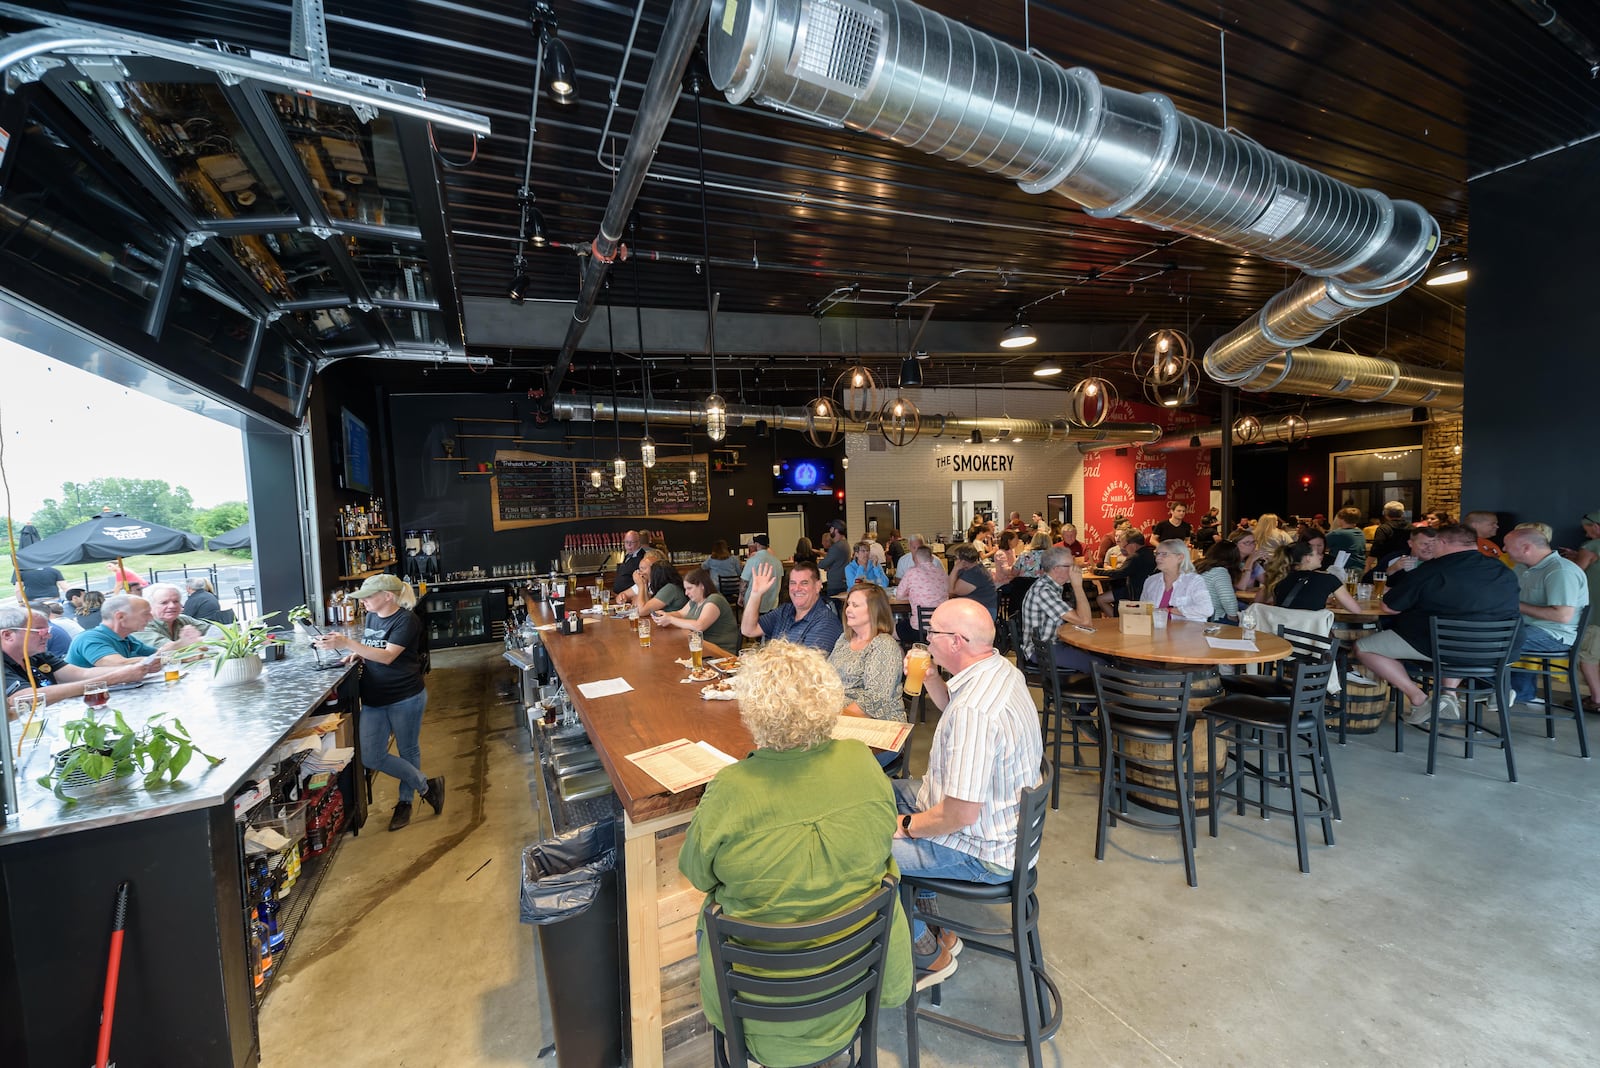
[740,535,783,613]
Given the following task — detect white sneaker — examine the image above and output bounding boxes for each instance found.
[1435,694,1462,720]
[1519,695,1546,707]
[1402,700,1432,725]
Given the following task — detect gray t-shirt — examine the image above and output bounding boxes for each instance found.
[1517,552,1589,643]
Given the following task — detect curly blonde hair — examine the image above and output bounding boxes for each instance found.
[732,640,844,751]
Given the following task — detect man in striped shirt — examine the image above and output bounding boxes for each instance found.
[891,598,1043,989]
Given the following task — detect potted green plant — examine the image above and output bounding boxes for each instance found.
[287,603,315,644]
[38,707,223,803]
[193,612,285,687]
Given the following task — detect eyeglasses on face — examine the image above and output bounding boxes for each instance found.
[925,628,965,642]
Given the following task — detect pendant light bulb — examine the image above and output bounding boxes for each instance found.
[772,463,781,476]
[589,466,603,488]
[705,392,728,442]
[613,455,627,481]
[841,456,849,470]
[639,434,657,468]
[689,466,699,484]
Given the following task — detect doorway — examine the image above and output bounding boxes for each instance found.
[863,500,900,543]
[1329,447,1423,522]
[1046,493,1073,526]
[952,480,1004,539]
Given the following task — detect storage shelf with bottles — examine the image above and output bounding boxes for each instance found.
[332,496,395,594]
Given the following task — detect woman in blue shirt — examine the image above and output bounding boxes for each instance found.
[844,541,888,588]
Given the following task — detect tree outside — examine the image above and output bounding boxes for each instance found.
[31,478,199,538]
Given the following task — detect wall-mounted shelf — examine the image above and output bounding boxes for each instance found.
[336,535,379,542]
[337,566,394,581]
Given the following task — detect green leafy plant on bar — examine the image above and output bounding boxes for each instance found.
[184,612,286,675]
[286,604,313,625]
[37,707,224,802]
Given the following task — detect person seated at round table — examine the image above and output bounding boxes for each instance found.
[653,567,739,653]
[947,543,998,619]
[991,530,1020,590]
[1139,539,1214,622]
[1194,538,1243,623]
[844,540,888,588]
[635,559,687,615]
[830,584,906,723]
[1013,531,1049,578]
[678,640,911,1068]
[1259,541,1362,613]
[1229,529,1267,592]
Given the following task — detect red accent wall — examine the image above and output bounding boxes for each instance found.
[1079,400,1209,551]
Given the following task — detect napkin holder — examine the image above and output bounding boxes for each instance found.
[556,612,584,635]
[1118,601,1154,635]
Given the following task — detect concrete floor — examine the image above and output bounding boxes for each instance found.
[262,646,1600,1067]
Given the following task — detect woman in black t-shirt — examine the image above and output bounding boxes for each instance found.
[1262,542,1363,613]
[314,574,443,832]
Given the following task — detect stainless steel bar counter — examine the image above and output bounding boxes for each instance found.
[0,645,362,1068]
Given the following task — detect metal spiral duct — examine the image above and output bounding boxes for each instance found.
[1236,348,1463,408]
[552,397,1163,445]
[707,0,1443,398]
[1112,403,1424,455]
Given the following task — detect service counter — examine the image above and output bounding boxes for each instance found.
[523,590,745,1067]
[0,650,361,1067]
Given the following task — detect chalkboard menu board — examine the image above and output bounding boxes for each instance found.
[646,462,711,517]
[578,463,647,519]
[490,450,709,530]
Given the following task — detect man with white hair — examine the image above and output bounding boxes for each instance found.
[135,583,217,648]
[182,577,229,623]
[1,606,149,708]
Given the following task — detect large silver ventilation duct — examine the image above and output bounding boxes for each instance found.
[552,397,1163,445]
[707,0,1441,393]
[1098,403,1424,455]
[1234,348,1463,409]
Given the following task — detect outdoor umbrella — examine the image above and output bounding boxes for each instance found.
[16,513,204,591]
[206,523,252,552]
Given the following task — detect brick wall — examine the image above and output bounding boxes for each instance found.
[1423,415,1463,521]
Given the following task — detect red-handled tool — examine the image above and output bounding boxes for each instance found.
[95,880,131,1068]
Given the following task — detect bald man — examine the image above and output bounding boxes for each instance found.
[890,598,1042,991]
[1504,527,1589,706]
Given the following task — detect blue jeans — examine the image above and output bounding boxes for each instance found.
[361,690,430,802]
[1511,628,1570,704]
[891,779,1009,940]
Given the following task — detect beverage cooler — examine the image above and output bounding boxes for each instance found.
[422,582,512,648]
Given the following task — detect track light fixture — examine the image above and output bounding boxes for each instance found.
[532,3,579,106]
[528,208,548,247]
[1424,254,1469,286]
[969,428,983,444]
[898,357,923,388]
[998,310,1038,349]
[509,255,531,303]
[1032,358,1062,377]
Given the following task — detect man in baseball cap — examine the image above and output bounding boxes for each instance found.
[741,535,782,613]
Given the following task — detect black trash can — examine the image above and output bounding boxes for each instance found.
[520,818,622,1067]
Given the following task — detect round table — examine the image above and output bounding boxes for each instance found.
[1057,618,1293,812]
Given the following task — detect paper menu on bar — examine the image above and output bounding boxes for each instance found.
[626,738,738,793]
[576,677,634,699]
[1206,637,1261,651]
[831,717,913,752]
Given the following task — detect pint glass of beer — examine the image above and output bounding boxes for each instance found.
[903,643,932,696]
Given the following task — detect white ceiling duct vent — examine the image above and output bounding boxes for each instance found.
[1249,189,1311,239]
[790,0,883,99]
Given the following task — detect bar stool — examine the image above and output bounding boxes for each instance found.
[901,762,1061,1068]
[1391,617,1521,781]
[1033,625,1099,808]
[705,876,900,1068]
[1204,659,1338,874]
[1506,603,1591,757]
[1090,664,1198,887]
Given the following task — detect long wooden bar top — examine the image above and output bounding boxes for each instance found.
[523,591,749,824]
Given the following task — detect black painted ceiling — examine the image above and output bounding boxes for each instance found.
[6,0,1600,407]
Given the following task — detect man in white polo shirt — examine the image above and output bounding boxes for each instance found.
[891,597,1043,989]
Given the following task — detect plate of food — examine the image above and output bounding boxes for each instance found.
[707,656,741,675]
[685,666,720,683]
[700,680,737,701]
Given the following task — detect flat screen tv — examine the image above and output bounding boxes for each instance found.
[1134,465,1167,499]
[341,408,374,494]
[774,458,838,495]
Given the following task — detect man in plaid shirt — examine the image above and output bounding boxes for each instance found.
[1019,547,1097,672]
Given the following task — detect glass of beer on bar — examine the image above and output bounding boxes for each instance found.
[903,643,932,696]
[628,608,639,633]
[637,616,652,649]
[161,652,181,683]
[688,630,703,669]
[83,681,109,709]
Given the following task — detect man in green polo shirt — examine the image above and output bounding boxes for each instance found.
[67,593,167,668]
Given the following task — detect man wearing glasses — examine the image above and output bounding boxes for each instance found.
[891,598,1043,990]
[1018,547,1097,672]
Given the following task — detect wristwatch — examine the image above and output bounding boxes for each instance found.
[900,813,914,837]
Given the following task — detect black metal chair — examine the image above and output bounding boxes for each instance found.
[1204,659,1338,874]
[1033,625,1099,808]
[901,761,1062,1068]
[705,875,900,1068]
[717,574,743,610]
[1391,616,1522,781]
[1506,603,1591,758]
[1091,663,1199,887]
[1218,625,1340,700]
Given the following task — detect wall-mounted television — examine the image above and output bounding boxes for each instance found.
[1134,465,1167,500]
[341,408,374,495]
[774,458,838,495]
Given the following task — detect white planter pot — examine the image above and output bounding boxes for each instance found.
[211,654,264,688]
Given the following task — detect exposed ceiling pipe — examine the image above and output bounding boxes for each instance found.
[1104,403,1425,455]
[552,396,1163,445]
[706,0,1442,403]
[545,0,712,401]
[1235,347,1462,409]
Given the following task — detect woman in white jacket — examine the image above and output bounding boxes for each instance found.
[1139,539,1214,622]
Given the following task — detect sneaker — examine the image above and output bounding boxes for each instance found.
[423,775,446,816]
[1435,694,1461,720]
[1401,700,1432,726]
[934,926,963,958]
[388,801,413,831]
[1519,695,1546,707]
[914,941,958,991]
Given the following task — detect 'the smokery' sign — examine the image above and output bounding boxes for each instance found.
[936,452,1016,473]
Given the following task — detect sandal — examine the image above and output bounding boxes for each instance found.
[1582,698,1600,714]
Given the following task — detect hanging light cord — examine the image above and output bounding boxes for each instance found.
[693,74,717,395]
[634,235,652,443]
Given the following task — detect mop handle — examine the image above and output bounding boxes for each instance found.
[95,880,131,1068]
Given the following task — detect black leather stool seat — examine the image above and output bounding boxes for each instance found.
[1217,674,1293,700]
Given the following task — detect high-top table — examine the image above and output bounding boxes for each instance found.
[523,591,743,1068]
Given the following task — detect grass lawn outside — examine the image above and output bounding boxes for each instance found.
[3,549,252,593]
